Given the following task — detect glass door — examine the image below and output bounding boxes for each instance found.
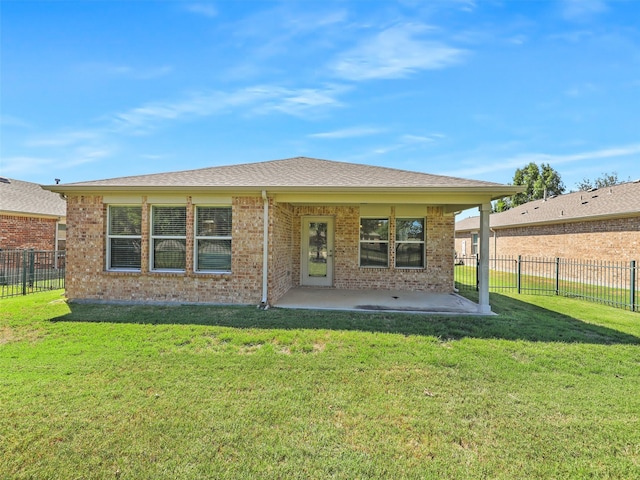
[301,217,334,287]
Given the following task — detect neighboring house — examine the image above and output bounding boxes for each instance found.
[0,177,67,251]
[455,180,640,262]
[45,157,518,312]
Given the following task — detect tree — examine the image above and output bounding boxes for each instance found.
[493,162,565,212]
[493,197,511,213]
[575,172,625,191]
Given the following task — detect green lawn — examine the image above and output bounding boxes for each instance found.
[2,290,639,479]
[455,263,638,311]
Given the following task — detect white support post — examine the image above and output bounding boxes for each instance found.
[478,202,492,314]
[260,190,269,308]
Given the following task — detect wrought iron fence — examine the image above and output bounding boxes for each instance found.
[455,255,638,312]
[0,249,65,299]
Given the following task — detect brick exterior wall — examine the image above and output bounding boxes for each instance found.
[269,200,295,303]
[455,232,474,258]
[65,194,457,305]
[0,214,58,250]
[65,194,265,304]
[455,216,640,262]
[291,205,454,293]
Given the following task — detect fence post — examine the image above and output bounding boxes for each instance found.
[475,254,479,291]
[21,250,28,295]
[631,260,636,312]
[555,257,560,295]
[28,249,35,288]
[517,255,522,294]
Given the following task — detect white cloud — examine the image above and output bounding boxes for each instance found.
[309,126,385,139]
[0,114,31,128]
[0,148,111,179]
[330,24,466,81]
[560,0,608,21]
[0,156,55,176]
[184,3,218,18]
[565,82,598,97]
[77,62,173,80]
[371,144,405,155]
[111,85,347,133]
[401,133,445,143]
[444,144,640,178]
[256,86,346,116]
[25,130,101,148]
[64,147,112,167]
[548,30,594,43]
[370,133,445,154]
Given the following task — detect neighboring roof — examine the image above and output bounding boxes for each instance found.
[456,180,640,231]
[0,177,67,218]
[45,157,513,193]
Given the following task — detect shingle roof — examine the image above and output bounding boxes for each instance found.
[48,157,507,190]
[0,177,67,217]
[456,180,640,231]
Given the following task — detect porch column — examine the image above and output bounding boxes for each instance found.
[260,191,269,307]
[478,202,492,314]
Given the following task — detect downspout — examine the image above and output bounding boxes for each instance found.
[260,190,269,308]
[54,218,60,270]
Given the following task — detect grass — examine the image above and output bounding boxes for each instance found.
[2,290,639,479]
[455,264,638,311]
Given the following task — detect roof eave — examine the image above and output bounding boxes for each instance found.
[456,210,640,231]
[492,210,640,229]
[0,209,65,219]
[44,184,522,197]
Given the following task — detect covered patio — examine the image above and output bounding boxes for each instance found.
[274,287,483,315]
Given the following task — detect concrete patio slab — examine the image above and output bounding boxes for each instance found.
[274,288,486,315]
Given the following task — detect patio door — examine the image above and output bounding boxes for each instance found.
[301,217,334,287]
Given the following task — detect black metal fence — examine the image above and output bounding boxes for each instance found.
[0,250,65,299]
[455,255,638,312]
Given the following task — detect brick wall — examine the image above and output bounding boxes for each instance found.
[291,205,454,293]
[0,214,58,250]
[455,216,640,262]
[65,194,458,304]
[269,200,294,303]
[65,194,264,304]
[454,232,473,258]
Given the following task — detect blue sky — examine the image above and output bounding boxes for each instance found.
[2,0,639,200]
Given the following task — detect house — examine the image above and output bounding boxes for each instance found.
[0,177,67,251]
[45,157,520,313]
[455,180,640,262]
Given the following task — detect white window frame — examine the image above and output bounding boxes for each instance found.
[150,205,187,272]
[359,217,389,268]
[395,217,425,269]
[194,206,232,273]
[106,205,142,271]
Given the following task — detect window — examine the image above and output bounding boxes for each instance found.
[195,206,232,272]
[471,233,479,255]
[151,206,186,270]
[360,218,389,267]
[57,223,67,251]
[107,206,142,270]
[395,218,425,268]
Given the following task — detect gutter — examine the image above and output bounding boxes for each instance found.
[260,190,269,309]
[42,184,523,198]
